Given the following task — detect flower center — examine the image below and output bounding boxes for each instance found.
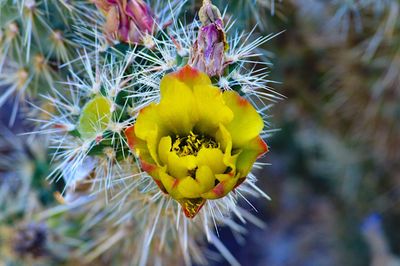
[171,131,219,157]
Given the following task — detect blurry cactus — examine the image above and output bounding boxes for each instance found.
[0,127,83,265]
[0,129,51,221]
[0,0,96,123]
[249,1,400,262]
[271,0,400,208]
[362,214,400,266]
[287,0,400,166]
[13,223,48,258]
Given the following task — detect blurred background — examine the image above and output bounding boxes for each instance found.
[213,1,400,265]
[1,0,400,265]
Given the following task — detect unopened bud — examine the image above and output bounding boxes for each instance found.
[93,0,155,45]
[199,0,222,25]
[189,1,228,77]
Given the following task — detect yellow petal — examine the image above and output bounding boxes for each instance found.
[167,152,197,179]
[169,65,211,89]
[196,148,226,174]
[201,177,238,199]
[159,171,184,199]
[236,136,268,177]
[125,126,164,189]
[135,103,164,140]
[215,124,237,172]
[193,84,233,134]
[215,173,234,182]
[125,125,156,167]
[215,123,232,153]
[158,136,171,165]
[134,104,168,166]
[145,128,161,165]
[125,125,139,152]
[178,176,202,198]
[195,166,215,193]
[159,71,198,135]
[222,91,264,147]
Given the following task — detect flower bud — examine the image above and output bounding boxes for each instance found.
[198,0,222,25]
[189,1,228,77]
[93,0,155,45]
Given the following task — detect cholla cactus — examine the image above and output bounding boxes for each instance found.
[3,0,280,264]
[0,0,97,124]
[0,128,85,264]
[0,129,48,221]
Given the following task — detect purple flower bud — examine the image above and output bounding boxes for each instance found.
[189,1,228,77]
[93,0,155,45]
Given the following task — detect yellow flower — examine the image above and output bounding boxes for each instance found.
[125,65,268,218]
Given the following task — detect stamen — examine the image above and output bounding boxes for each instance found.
[171,131,219,157]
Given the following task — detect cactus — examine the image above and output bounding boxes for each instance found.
[0,0,278,265]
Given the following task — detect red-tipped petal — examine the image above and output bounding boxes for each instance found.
[178,198,206,219]
[153,178,168,194]
[168,65,211,89]
[257,137,269,158]
[124,125,137,150]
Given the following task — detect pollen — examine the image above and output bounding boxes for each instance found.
[171,131,219,157]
